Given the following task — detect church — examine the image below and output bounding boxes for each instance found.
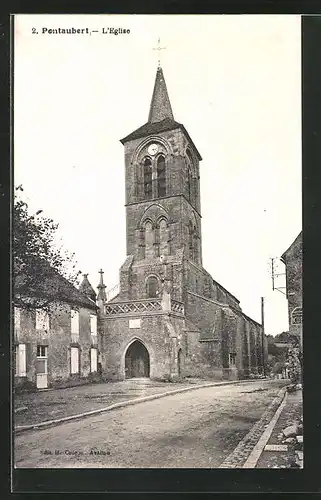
[96,64,266,382]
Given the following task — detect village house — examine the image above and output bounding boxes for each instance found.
[281,231,303,348]
[14,271,100,391]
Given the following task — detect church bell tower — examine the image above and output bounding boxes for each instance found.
[119,65,203,302]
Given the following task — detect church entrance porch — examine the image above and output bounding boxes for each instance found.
[125,340,150,379]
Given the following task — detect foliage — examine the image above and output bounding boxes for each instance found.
[272,360,286,375]
[266,330,302,382]
[13,185,82,311]
[286,345,302,384]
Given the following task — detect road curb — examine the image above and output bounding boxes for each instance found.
[15,378,269,434]
[219,385,288,468]
[242,391,288,468]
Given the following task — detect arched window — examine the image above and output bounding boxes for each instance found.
[144,221,154,259]
[159,218,168,256]
[187,167,193,202]
[143,158,152,199]
[291,307,302,325]
[139,226,145,259]
[146,276,159,298]
[193,226,198,262]
[186,151,194,203]
[188,221,194,260]
[157,155,166,197]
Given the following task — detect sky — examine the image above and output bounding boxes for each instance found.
[14,14,302,335]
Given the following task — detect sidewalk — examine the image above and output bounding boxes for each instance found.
[255,387,303,468]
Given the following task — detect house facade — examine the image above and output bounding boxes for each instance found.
[97,65,266,382]
[14,274,100,391]
[281,232,303,347]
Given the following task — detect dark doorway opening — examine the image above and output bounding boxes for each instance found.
[177,349,182,377]
[125,340,150,378]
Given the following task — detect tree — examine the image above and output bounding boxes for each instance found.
[14,186,81,311]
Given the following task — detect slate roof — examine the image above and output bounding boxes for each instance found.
[120,118,202,160]
[79,274,97,302]
[14,262,97,310]
[120,65,202,160]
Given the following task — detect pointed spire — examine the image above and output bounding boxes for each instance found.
[148,66,174,123]
[79,273,96,302]
[97,269,107,302]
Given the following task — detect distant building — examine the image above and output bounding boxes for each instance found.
[14,271,100,391]
[97,65,266,382]
[281,232,302,347]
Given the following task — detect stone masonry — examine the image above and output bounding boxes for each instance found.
[98,65,265,382]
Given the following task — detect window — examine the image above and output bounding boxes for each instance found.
[291,307,302,325]
[15,344,26,376]
[36,309,50,331]
[90,348,98,373]
[71,309,79,339]
[143,158,152,199]
[229,353,236,367]
[90,315,97,335]
[36,345,48,376]
[189,221,194,260]
[14,307,21,332]
[70,346,79,374]
[146,276,159,298]
[37,345,47,357]
[159,218,168,256]
[187,167,193,201]
[145,220,154,259]
[157,155,166,197]
[186,151,194,203]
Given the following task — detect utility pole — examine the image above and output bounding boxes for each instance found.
[261,297,266,376]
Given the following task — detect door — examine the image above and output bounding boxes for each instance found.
[70,346,79,374]
[90,347,98,373]
[36,345,48,389]
[125,340,150,378]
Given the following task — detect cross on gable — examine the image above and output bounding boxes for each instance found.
[152,37,166,66]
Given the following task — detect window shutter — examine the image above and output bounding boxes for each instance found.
[25,342,32,376]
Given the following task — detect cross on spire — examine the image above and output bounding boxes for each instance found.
[98,269,105,286]
[97,268,107,302]
[153,37,166,67]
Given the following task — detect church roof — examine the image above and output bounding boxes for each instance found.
[120,66,202,160]
[148,66,174,123]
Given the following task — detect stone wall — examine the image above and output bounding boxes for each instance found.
[100,312,185,381]
[14,302,98,391]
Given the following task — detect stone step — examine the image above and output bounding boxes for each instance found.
[264,444,288,452]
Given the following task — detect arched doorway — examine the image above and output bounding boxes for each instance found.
[125,340,150,378]
[177,349,182,377]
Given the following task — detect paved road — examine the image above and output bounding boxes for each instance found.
[14,380,286,468]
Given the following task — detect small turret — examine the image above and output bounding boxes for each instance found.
[97,269,107,310]
[79,273,96,302]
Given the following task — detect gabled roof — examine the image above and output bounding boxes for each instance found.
[15,261,97,310]
[281,231,302,263]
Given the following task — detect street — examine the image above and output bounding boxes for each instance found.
[14,379,286,468]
